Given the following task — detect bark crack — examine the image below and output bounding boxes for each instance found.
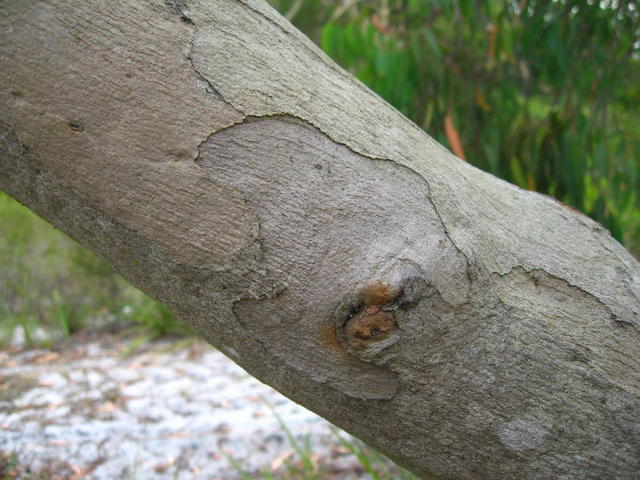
[165,0,245,110]
[429,197,473,286]
[185,25,228,104]
[497,265,626,329]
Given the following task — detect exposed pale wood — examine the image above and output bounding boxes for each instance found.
[1,1,639,478]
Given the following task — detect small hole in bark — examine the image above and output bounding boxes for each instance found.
[180,15,193,24]
[370,326,381,337]
[68,122,83,132]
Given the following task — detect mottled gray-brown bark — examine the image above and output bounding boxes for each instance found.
[1,1,639,478]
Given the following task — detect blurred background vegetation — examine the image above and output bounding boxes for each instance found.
[1,0,638,347]
[0,193,191,347]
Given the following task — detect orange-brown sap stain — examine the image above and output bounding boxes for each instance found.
[322,281,398,358]
[361,282,393,306]
[345,306,395,345]
[318,321,345,354]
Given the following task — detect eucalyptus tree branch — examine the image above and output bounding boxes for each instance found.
[1,1,638,478]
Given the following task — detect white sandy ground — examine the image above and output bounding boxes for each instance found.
[0,334,394,479]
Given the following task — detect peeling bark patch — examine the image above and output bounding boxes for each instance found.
[494,267,640,394]
[196,116,467,399]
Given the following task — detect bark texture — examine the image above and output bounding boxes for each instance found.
[1,1,639,478]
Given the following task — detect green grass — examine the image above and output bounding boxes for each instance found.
[221,398,419,480]
[222,430,418,480]
[0,451,58,480]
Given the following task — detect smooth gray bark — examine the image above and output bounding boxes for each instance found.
[1,1,639,478]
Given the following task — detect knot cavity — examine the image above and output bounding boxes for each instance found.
[336,262,427,364]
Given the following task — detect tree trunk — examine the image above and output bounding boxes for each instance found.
[1,1,639,478]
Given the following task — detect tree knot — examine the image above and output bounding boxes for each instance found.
[335,262,427,363]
